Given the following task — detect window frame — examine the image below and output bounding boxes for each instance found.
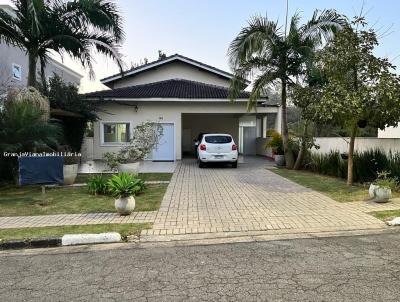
[100,121,132,146]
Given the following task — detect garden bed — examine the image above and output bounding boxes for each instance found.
[272,168,400,202]
[0,184,168,217]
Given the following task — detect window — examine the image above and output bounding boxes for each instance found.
[102,122,130,144]
[204,135,232,144]
[12,63,22,81]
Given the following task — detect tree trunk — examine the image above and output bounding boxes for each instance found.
[27,53,38,88]
[281,78,294,169]
[293,122,308,170]
[347,124,357,186]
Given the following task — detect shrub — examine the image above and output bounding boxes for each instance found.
[306,151,346,179]
[266,130,284,155]
[104,122,163,170]
[305,149,400,184]
[107,173,145,198]
[87,175,108,195]
[373,171,398,190]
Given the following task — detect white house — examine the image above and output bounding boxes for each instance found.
[84,54,281,161]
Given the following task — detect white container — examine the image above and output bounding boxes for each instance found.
[117,162,140,174]
[63,164,78,185]
[374,187,391,203]
[115,196,135,215]
[368,184,379,199]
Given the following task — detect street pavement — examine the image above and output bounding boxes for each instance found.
[1,231,400,301]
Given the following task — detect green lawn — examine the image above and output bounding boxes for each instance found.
[0,184,168,217]
[75,172,172,183]
[271,168,400,202]
[0,223,152,241]
[370,210,400,222]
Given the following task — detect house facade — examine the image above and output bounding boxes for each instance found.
[84,54,281,161]
[0,5,82,92]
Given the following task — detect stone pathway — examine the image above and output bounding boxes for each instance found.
[141,157,393,239]
[0,212,156,229]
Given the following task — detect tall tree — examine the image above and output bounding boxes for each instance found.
[228,9,344,168]
[316,18,400,185]
[0,0,124,88]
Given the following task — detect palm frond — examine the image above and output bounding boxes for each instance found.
[228,14,281,68]
[0,7,25,48]
[301,9,346,44]
[247,71,280,111]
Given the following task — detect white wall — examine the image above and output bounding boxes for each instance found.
[312,137,400,154]
[92,101,278,160]
[378,124,400,138]
[111,61,231,89]
[256,137,273,158]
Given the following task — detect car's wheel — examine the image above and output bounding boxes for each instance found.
[198,160,205,168]
[232,161,238,168]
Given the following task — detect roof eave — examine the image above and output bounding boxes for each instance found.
[100,55,250,85]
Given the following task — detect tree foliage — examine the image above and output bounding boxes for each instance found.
[40,74,98,151]
[314,18,400,184]
[228,9,344,168]
[0,0,124,87]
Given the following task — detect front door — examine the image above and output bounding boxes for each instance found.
[243,126,256,155]
[152,123,175,161]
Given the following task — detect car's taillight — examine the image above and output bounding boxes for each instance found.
[200,144,206,151]
[232,144,237,151]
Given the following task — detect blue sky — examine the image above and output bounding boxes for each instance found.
[2,0,400,92]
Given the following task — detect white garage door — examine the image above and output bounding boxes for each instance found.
[152,123,175,161]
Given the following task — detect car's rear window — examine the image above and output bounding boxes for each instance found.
[204,136,232,144]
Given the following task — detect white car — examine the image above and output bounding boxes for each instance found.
[197,134,238,168]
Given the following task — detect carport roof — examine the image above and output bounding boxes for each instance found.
[84,79,253,100]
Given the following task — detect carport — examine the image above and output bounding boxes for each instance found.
[181,113,279,157]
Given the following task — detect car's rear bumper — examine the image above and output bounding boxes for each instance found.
[198,151,238,162]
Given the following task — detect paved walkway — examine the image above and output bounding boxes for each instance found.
[142,157,394,239]
[0,212,156,229]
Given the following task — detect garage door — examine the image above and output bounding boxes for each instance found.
[152,123,175,161]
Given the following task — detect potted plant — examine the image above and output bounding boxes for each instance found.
[369,171,398,203]
[104,122,163,173]
[60,146,80,185]
[107,173,145,215]
[266,130,285,166]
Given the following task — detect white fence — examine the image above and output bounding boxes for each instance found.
[312,137,400,154]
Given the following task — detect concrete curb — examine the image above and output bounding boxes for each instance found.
[0,237,61,250]
[0,232,122,250]
[62,232,121,246]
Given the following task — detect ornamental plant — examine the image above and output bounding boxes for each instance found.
[373,171,398,190]
[107,173,145,198]
[87,175,108,196]
[104,122,163,171]
[266,130,284,155]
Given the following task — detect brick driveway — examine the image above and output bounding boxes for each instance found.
[143,157,387,238]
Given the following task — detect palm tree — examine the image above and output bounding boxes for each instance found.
[0,100,62,153]
[0,0,124,88]
[228,9,344,168]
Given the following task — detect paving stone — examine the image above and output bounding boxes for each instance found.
[150,157,388,237]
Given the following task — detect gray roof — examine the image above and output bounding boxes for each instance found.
[84,79,250,100]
